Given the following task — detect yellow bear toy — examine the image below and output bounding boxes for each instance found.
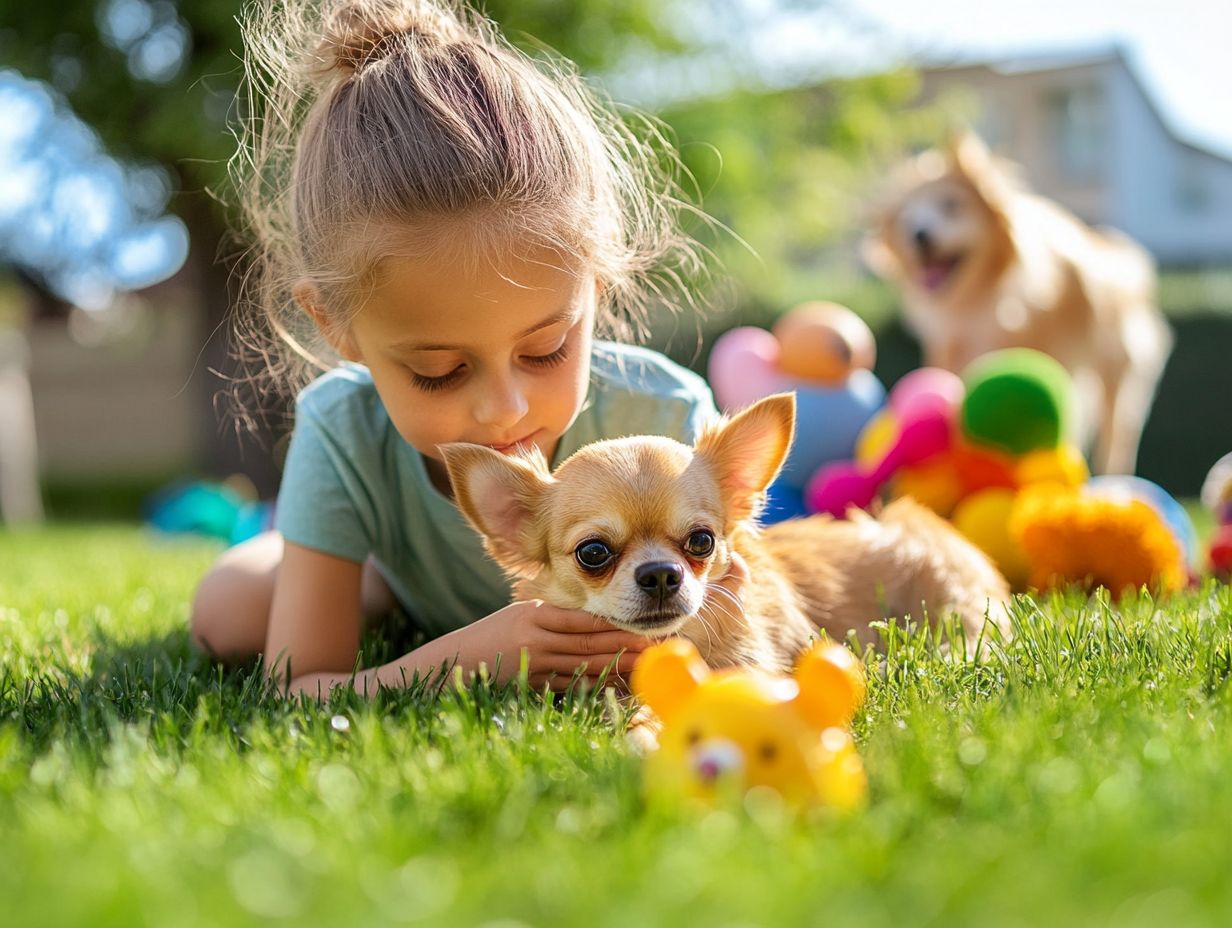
[630,638,868,810]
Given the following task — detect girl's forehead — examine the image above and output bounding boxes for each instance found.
[356,244,595,344]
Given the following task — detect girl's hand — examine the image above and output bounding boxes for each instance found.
[446,600,652,690]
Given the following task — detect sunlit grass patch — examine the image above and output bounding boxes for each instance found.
[2,525,1232,927]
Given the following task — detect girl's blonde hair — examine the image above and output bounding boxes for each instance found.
[229,0,705,403]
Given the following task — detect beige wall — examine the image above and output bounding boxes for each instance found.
[26,297,206,479]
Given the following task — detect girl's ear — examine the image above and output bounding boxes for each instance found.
[694,393,796,523]
[438,443,553,578]
[293,279,361,362]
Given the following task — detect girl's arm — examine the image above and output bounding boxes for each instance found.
[267,540,654,699]
[265,541,366,695]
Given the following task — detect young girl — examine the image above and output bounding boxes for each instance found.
[190,0,739,697]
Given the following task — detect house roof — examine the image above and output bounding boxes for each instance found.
[919,43,1232,164]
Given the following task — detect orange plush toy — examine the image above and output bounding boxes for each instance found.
[630,639,868,810]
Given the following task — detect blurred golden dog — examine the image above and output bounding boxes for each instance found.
[864,131,1172,474]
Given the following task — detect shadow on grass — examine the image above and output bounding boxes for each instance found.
[0,608,613,755]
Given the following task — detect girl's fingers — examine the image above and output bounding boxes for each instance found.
[579,651,641,675]
[534,650,641,678]
[529,672,615,692]
[531,604,627,635]
[546,628,649,657]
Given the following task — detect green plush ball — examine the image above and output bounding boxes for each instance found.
[960,349,1072,455]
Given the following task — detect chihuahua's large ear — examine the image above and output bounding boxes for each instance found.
[439,443,553,577]
[694,393,795,523]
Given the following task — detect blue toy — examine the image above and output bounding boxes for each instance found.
[145,480,274,546]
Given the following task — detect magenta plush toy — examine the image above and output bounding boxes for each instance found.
[803,368,963,518]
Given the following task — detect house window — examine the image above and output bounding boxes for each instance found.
[1175,150,1210,213]
[1046,83,1106,182]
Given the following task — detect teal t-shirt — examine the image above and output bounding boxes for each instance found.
[275,342,718,638]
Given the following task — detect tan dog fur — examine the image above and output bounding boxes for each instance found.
[441,394,1010,671]
[865,131,1173,475]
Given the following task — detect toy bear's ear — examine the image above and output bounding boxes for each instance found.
[791,641,866,730]
[630,639,709,723]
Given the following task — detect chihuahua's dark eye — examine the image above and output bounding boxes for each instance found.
[575,540,615,570]
[684,530,715,558]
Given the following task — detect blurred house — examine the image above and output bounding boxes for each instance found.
[3,268,284,514]
[917,47,1232,265]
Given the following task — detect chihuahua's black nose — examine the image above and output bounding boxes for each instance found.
[635,561,683,601]
[913,227,933,251]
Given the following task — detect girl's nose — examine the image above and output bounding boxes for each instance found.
[473,370,530,428]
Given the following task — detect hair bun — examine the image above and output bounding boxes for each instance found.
[313,1,468,78]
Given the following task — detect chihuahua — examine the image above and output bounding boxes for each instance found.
[440,393,1010,672]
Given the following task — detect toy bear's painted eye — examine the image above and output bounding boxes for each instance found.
[684,530,715,558]
[575,540,614,570]
[685,728,702,746]
[759,741,778,763]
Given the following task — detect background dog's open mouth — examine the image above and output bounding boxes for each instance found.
[919,254,964,291]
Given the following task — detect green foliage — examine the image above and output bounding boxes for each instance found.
[2,1,944,308]
[0,0,689,228]
[660,71,959,320]
[5,525,1232,926]
[1157,265,1232,317]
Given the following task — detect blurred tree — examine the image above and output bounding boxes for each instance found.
[2,0,687,272]
[0,0,691,490]
[662,71,956,335]
[1,0,942,490]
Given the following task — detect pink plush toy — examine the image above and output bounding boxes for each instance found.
[708,310,886,508]
[707,326,791,411]
[888,367,965,420]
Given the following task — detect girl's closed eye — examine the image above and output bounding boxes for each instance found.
[523,339,569,368]
[406,335,571,393]
[409,363,466,392]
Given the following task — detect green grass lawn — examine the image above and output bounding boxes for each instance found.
[4,525,1232,927]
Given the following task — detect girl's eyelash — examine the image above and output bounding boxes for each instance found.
[408,344,569,393]
[525,344,569,367]
[410,366,465,393]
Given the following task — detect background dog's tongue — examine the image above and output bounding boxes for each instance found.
[922,266,948,291]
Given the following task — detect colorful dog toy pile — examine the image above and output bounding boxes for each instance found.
[708,302,884,519]
[630,637,867,810]
[813,347,1196,594]
[1203,453,1232,577]
[710,309,1197,596]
